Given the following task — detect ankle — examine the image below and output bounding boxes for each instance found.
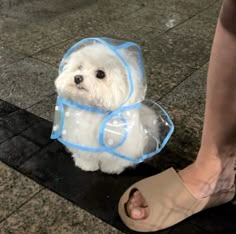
[179,158,235,199]
[196,146,236,174]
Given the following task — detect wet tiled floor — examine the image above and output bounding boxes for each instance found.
[0,0,235,233]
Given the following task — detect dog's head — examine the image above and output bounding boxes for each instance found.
[55,43,145,110]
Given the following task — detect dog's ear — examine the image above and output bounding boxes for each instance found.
[60,57,70,72]
[62,62,68,72]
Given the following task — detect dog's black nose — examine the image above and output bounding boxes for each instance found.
[74,75,84,84]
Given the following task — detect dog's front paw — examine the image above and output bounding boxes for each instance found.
[73,156,99,172]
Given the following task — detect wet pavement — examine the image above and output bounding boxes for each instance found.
[0,0,235,233]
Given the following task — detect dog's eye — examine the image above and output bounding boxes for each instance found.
[78,65,82,70]
[96,70,106,79]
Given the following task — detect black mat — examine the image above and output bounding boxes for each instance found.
[0,99,235,234]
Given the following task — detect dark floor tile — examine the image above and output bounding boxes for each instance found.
[0,100,18,117]
[170,221,208,234]
[0,109,41,135]
[19,140,170,233]
[114,215,171,234]
[21,119,53,146]
[0,127,14,144]
[189,202,236,234]
[0,135,40,168]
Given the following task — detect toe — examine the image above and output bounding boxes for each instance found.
[130,192,142,207]
[125,189,149,219]
[131,207,147,220]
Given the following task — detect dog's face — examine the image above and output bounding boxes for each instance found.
[55,43,134,110]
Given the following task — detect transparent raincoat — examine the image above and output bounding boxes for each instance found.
[51,37,174,163]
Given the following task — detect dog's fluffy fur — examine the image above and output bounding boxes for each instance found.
[55,43,159,174]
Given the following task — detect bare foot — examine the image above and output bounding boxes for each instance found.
[125,159,235,220]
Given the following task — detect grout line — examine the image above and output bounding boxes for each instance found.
[128,0,218,46]
[0,56,27,68]
[161,0,218,35]
[143,0,219,18]
[24,91,56,111]
[28,36,77,57]
[0,188,45,224]
[157,60,209,103]
[29,56,58,67]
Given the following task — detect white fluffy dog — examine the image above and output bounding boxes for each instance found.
[54,43,159,174]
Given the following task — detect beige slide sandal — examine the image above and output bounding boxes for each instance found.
[118,168,235,232]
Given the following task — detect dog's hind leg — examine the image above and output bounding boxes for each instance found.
[72,154,99,172]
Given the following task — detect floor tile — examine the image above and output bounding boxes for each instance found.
[170,221,209,234]
[38,3,141,41]
[26,94,57,122]
[160,63,208,116]
[0,163,41,222]
[33,32,199,102]
[18,140,161,233]
[0,127,14,144]
[145,58,196,99]
[129,0,216,15]
[189,202,236,234]
[146,106,202,168]
[21,119,53,147]
[206,0,223,20]
[109,7,189,34]
[0,109,41,134]
[0,189,122,234]
[93,1,142,22]
[0,46,25,67]
[0,135,40,168]
[0,15,72,55]
[172,9,218,42]
[0,0,97,24]
[33,28,152,67]
[33,37,91,66]
[0,58,56,108]
[0,162,19,185]
[147,31,211,69]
